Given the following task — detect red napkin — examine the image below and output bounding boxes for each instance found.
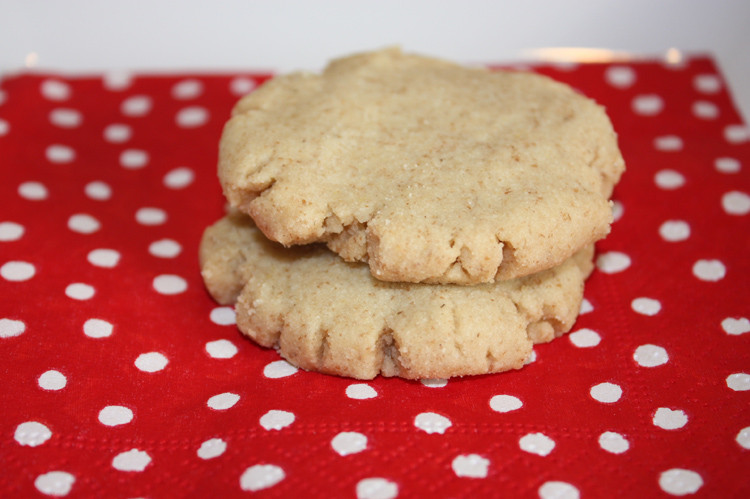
[1,57,748,498]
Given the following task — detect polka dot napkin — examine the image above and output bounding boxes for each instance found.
[1,56,748,498]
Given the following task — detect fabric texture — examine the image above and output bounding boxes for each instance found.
[0,57,748,497]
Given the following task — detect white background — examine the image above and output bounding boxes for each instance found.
[1,0,748,120]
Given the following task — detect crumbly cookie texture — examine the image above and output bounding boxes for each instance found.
[200,213,595,380]
[218,48,623,284]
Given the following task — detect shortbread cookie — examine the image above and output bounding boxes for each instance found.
[219,48,623,284]
[199,213,595,380]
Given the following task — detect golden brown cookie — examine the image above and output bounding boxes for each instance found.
[200,213,594,380]
[218,48,623,284]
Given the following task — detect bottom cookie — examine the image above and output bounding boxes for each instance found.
[200,213,594,380]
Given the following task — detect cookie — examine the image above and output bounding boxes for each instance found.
[199,213,595,380]
[218,48,623,284]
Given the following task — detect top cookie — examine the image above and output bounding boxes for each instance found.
[219,48,624,284]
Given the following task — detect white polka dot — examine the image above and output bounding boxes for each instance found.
[659,220,690,242]
[103,71,132,91]
[724,124,750,144]
[103,123,132,143]
[0,118,7,135]
[83,318,113,338]
[659,469,703,496]
[49,108,82,128]
[206,339,238,358]
[65,283,95,300]
[152,274,187,295]
[119,149,149,169]
[210,307,236,325]
[45,144,75,164]
[692,100,719,120]
[121,95,152,117]
[596,251,631,274]
[736,426,750,449]
[519,433,555,456]
[15,421,52,447]
[631,297,662,316]
[714,157,741,174]
[655,169,685,190]
[569,328,601,347]
[18,181,48,200]
[163,167,195,189]
[0,221,24,241]
[0,318,26,338]
[260,410,295,430]
[136,207,167,225]
[149,239,182,258]
[87,249,120,268]
[632,94,664,115]
[356,478,398,499]
[346,383,377,399]
[452,454,489,478]
[605,65,636,89]
[611,200,624,222]
[34,471,75,496]
[68,214,100,234]
[551,61,579,72]
[722,191,750,215]
[38,370,67,390]
[240,464,285,492]
[230,77,258,96]
[331,432,368,456]
[538,481,579,499]
[197,438,227,459]
[692,259,726,282]
[694,74,721,94]
[421,378,448,388]
[1,261,35,281]
[524,349,537,365]
[726,372,750,391]
[134,352,168,372]
[598,431,629,454]
[112,449,151,472]
[172,79,203,99]
[489,394,522,413]
[84,181,112,201]
[98,405,133,426]
[722,317,750,336]
[414,412,452,434]
[207,392,240,410]
[634,344,669,367]
[176,106,209,127]
[590,382,622,403]
[41,79,71,101]
[654,135,683,151]
[663,51,687,70]
[653,407,688,430]
[579,298,593,315]
[264,360,298,378]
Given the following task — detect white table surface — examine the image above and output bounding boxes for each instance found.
[1,0,748,121]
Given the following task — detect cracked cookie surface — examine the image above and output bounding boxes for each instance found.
[200,213,594,380]
[219,48,623,284]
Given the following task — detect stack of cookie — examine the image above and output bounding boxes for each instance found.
[200,48,625,380]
